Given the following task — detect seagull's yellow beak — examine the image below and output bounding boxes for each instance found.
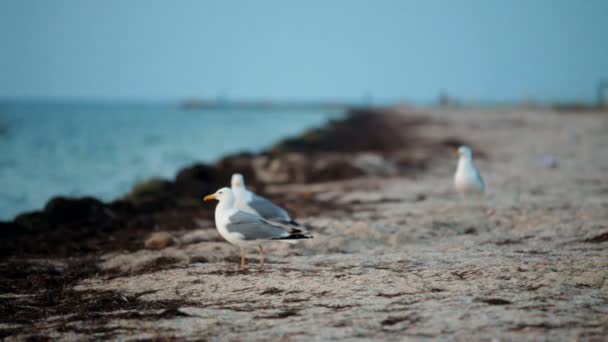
[454,149,461,157]
[203,194,217,202]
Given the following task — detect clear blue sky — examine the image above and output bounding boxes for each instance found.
[1,0,607,103]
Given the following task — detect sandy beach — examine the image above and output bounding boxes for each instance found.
[1,107,607,340]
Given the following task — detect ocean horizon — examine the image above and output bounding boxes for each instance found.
[0,101,342,220]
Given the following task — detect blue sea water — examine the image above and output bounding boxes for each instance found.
[0,102,341,220]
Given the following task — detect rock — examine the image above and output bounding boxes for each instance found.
[310,156,364,182]
[174,157,259,198]
[174,164,217,199]
[125,178,174,211]
[179,229,218,244]
[252,153,310,184]
[0,221,27,238]
[175,163,218,184]
[269,109,409,154]
[144,232,174,250]
[351,153,398,175]
[13,211,51,233]
[44,196,108,227]
[215,153,257,184]
[12,196,115,234]
[252,153,368,184]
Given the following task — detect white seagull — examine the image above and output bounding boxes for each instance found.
[454,145,485,197]
[231,173,298,225]
[204,187,311,271]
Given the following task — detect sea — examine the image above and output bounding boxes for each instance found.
[0,102,342,220]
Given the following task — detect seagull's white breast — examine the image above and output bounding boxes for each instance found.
[454,158,484,194]
[215,206,248,246]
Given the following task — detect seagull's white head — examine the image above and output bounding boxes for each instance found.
[457,145,473,159]
[204,187,235,205]
[231,173,245,189]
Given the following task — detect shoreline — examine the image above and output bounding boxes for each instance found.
[0,106,445,253]
[0,103,344,221]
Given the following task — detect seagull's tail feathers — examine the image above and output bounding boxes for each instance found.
[273,232,313,244]
[277,219,317,233]
[267,218,312,231]
[286,219,300,226]
[263,218,313,243]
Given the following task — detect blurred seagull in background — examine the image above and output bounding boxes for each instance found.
[454,145,485,197]
[204,187,311,271]
[231,173,299,225]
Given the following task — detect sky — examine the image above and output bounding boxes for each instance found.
[1,0,607,104]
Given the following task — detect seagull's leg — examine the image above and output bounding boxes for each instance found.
[258,245,265,271]
[240,247,246,272]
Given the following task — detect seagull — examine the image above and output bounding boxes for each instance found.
[231,173,299,225]
[204,187,311,271]
[454,145,485,197]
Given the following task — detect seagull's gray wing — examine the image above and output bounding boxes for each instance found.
[226,211,290,241]
[472,164,485,191]
[248,194,291,221]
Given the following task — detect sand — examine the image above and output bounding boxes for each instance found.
[2,108,607,341]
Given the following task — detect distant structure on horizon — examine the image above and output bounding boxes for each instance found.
[438,90,460,108]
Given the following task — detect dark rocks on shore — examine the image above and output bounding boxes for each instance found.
[0,221,23,239]
[45,197,109,227]
[124,178,174,211]
[13,197,114,234]
[269,108,412,154]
